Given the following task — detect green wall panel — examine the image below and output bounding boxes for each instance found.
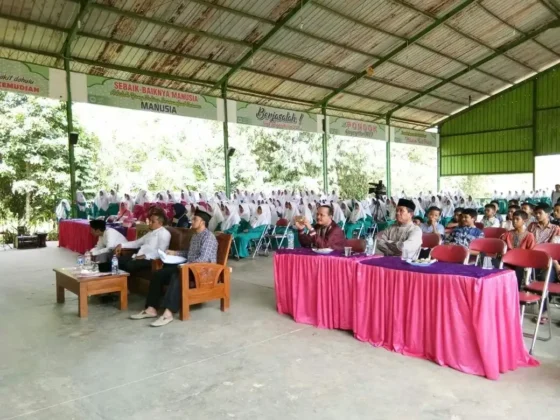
[536,68,560,109]
[440,83,533,136]
[441,128,532,157]
[441,151,534,176]
[536,108,560,156]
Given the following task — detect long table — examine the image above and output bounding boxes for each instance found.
[59,220,130,254]
[273,250,539,379]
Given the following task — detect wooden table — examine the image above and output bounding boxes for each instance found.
[54,268,129,318]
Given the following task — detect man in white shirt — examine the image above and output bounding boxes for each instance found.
[115,210,171,273]
[376,198,422,258]
[89,220,127,261]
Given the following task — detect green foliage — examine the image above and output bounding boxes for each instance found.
[0,92,100,224]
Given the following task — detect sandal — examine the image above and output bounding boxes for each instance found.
[532,316,549,325]
[130,310,158,320]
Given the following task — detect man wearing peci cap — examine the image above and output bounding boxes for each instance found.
[375,198,422,258]
[130,209,218,327]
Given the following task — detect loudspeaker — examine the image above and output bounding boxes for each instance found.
[227,147,236,157]
[69,132,79,145]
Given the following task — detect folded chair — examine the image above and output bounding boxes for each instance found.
[262,219,290,254]
[430,244,469,264]
[482,227,506,239]
[502,248,552,354]
[469,238,507,268]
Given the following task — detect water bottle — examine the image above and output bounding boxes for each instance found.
[365,235,374,256]
[287,230,295,250]
[77,255,84,269]
[111,255,119,274]
[84,250,92,269]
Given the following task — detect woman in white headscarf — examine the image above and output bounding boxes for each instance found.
[108,189,121,204]
[155,191,168,203]
[412,198,425,218]
[234,204,271,258]
[94,190,109,218]
[344,201,367,239]
[282,201,299,225]
[123,193,135,212]
[331,202,346,226]
[208,202,225,232]
[75,191,88,219]
[465,195,478,210]
[55,199,71,222]
[340,200,351,220]
[222,204,241,235]
[299,201,313,224]
[441,198,455,226]
[135,190,148,206]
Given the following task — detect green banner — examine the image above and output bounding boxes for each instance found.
[392,127,438,147]
[86,76,218,120]
[0,58,49,97]
[329,117,386,140]
[236,102,319,132]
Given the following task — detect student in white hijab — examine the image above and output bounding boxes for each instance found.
[465,195,478,209]
[123,193,135,211]
[340,200,352,219]
[284,201,300,225]
[387,197,397,220]
[412,198,425,218]
[76,191,88,219]
[55,199,71,221]
[208,202,225,232]
[108,189,121,204]
[331,202,346,225]
[238,203,251,222]
[344,201,367,239]
[222,204,241,234]
[94,190,110,216]
[234,204,271,258]
[135,190,148,206]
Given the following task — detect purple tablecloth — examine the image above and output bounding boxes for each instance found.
[360,256,504,278]
[275,248,368,259]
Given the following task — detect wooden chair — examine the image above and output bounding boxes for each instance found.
[179,233,233,320]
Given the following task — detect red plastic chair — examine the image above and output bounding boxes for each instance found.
[482,227,507,239]
[502,248,552,354]
[474,222,484,230]
[430,244,469,264]
[345,239,365,253]
[421,233,440,249]
[469,238,507,268]
[276,218,289,227]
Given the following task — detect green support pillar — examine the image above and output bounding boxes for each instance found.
[64,57,77,218]
[321,104,328,194]
[532,78,537,190]
[222,82,231,199]
[386,115,392,198]
[436,126,441,192]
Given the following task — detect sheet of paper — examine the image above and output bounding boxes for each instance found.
[158,249,187,264]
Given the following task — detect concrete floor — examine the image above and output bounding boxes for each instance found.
[1,244,560,420]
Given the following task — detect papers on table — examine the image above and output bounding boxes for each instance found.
[158,249,187,264]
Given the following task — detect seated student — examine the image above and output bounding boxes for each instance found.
[489,201,504,224]
[296,205,345,251]
[376,199,422,258]
[528,204,560,244]
[234,205,271,258]
[171,203,189,228]
[445,208,484,248]
[502,204,520,230]
[528,204,560,324]
[521,202,536,226]
[130,209,218,327]
[412,216,423,226]
[501,210,536,251]
[344,201,366,239]
[89,219,127,261]
[446,207,464,229]
[552,202,560,226]
[420,206,445,237]
[115,209,171,273]
[221,204,241,235]
[482,203,500,228]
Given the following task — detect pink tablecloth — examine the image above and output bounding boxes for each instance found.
[355,257,539,380]
[59,220,128,254]
[274,249,378,330]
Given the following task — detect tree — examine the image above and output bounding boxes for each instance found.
[0,92,100,224]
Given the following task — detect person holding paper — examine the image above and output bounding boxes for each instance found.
[114,209,171,273]
[130,209,218,327]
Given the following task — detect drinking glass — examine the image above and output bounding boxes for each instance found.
[482,256,493,270]
[344,247,352,257]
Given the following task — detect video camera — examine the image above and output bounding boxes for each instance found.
[368,180,387,198]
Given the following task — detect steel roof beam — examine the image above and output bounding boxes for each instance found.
[390,0,538,73]
[0,40,432,126]
[387,20,560,117]
[477,3,560,59]
[314,0,476,107]
[538,0,560,19]
[213,0,311,88]
[61,0,91,57]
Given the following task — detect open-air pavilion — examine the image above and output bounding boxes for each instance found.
[2,1,560,419]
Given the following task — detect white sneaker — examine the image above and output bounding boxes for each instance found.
[150,315,174,327]
[130,310,157,320]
